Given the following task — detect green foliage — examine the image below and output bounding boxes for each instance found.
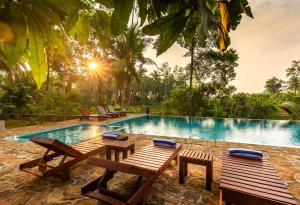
[286,60,300,94]
[111,0,134,35]
[28,32,47,89]
[0,0,253,89]
[264,77,285,93]
[0,72,35,114]
[142,0,253,54]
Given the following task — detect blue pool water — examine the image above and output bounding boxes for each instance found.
[106,115,300,148]
[5,124,113,144]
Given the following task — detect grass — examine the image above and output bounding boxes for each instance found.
[3,118,57,129]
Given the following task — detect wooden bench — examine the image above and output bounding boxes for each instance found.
[179,149,213,191]
[105,141,135,161]
[220,154,297,205]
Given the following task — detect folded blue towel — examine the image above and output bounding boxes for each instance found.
[102,133,120,139]
[153,138,176,148]
[228,148,263,160]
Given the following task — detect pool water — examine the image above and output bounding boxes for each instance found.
[106,115,300,148]
[6,124,107,144]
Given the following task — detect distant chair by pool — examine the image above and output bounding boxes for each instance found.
[79,108,107,121]
[96,105,118,118]
[107,104,127,116]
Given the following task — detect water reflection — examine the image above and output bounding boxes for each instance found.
[34,125,102,144]
[109,116,300,148]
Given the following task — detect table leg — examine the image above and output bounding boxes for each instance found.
[206,163,213,191]
[115,151,120,161]
[123,150,128,159]
[130,145,135,154]
[106,148,111,160]
[184,162,188,176]
[179,158,184,184]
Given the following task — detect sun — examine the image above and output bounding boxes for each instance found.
[88,61,98,70]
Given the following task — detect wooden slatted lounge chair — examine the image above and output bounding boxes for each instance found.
[82,144,182,204]
[97,106,118,118]
[219,153,297,205]
[79,108,107,121]
[107,105,127,116]
[19,136,128,181]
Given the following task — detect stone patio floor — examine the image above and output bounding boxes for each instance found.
[0,115,299,205]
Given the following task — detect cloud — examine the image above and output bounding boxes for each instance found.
[229,0,300,92]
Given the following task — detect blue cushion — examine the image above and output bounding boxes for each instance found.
[153,138,176,148]
[228,148,263,159]
[102,133,120,139]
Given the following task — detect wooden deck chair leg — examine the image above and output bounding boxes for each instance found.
[206,162,213,191]
[184,162,188,176]
[141,192,148,205]
[219,190,223,205]
[131,176,144,197]
[97,169,115,190]
[38,149,50,172]
[179,159,184,184]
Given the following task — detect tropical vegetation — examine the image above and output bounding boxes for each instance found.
[1,0,299,128]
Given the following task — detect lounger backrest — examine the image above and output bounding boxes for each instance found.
[79,108,91,116]
[107,105,115,113]
[97,106,106,115]
[31,136,83,158]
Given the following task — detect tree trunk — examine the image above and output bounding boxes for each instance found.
[127,84,133,106]
[188,38,195,118]
[44,53,51,113]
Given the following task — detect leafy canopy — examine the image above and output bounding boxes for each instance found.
[0,0,253,89]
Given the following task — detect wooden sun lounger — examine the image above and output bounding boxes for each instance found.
[82,144,182,204]
[19,136,127,181]
[79,108,107,121]
[97,106,118,118]
[219,154,297,205]
[107,105,127,116]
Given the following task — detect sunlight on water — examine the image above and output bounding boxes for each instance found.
[107,116,300,148]
[6,124,104,144]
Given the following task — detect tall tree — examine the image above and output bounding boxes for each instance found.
[286,60,300,94]
[264,77,284,93]
[107,26,154,106]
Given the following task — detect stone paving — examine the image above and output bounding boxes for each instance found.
[0,116,299,205]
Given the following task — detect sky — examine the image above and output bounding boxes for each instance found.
[144,0,300,93]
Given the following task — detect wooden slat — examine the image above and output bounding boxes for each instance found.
[221,173,286,188]
[141,147,174,155]
[123,158,162,168]
[222,157,273,168]
[131,152,169,161]
[222,163,277,176]
[222,167,281,180]
[88,157,156,177]
[221,177,290,194]
[138,149,171,156]
[220,183,297,204]
[222,159,276,172]
[222,160,274,171]
[220,154,297,205]
[127,154,166,163]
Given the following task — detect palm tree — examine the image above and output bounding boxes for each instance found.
[107,25,155,106]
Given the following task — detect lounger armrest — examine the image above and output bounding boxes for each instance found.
[88,157,155,177]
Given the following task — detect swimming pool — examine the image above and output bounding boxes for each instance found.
[5,123,119,144]
[105,115,300,148]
